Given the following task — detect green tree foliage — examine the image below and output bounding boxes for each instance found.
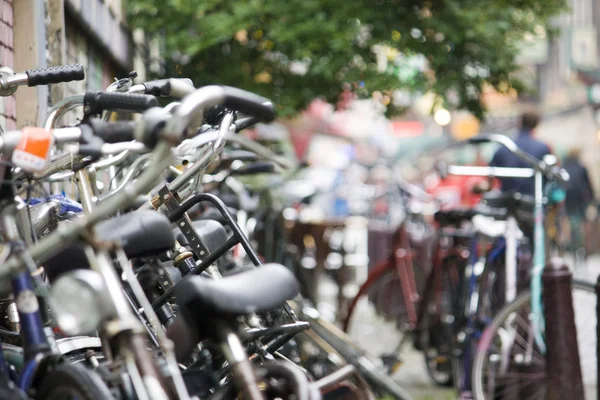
[127,0,566,118]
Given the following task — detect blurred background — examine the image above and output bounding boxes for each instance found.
[9,0,600,185]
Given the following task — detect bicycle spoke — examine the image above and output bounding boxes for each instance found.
[491,373,545,399]
[483,372,545,379]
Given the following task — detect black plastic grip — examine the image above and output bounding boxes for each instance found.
[26,64,85,87]
[221,86,276,122]
[84,92,159,116]
[143,78,193,97]
[467,136,490,144]
[235,116,259,132]
[231,162,275,176]
[83,119,136,143]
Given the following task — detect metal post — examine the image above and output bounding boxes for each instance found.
[542,258,584,400]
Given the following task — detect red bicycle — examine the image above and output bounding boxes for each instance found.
[343,189,472,386]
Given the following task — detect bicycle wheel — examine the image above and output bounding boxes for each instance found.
[471,280,597,400]
[420,255,463,387]
[36,364,113,400]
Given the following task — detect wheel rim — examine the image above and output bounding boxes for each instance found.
[472,281,597,399]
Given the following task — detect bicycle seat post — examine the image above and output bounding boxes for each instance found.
[217,321,265,400]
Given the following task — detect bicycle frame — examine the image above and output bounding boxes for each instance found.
[451,133,571,355]
[0,211,52,393]
[445,164,548,352]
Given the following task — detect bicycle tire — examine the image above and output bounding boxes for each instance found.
[453,253,506,394]
[420,255,462,387]
[471,279,597,400]
[36,363,113,400]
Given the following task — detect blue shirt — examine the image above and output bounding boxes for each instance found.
[489,131,551,196]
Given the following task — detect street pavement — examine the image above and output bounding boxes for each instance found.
[318,254,600,400]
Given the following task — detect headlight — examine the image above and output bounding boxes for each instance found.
[50,269,116,336]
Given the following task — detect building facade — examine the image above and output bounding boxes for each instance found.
[7,0,157,129]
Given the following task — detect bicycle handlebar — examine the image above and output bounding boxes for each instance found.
[0,125,144,159]
[0,64,85,97]
[82,119,136,143]
[447,165,535,178]
[84,92,159,116]
[0,128,81,155]
[221,86,275,122]
[466,134,569,184]
[26,64,85,87]
[0,83,278,280]
[136,78,194,97]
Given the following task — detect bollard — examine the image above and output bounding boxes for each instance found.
[596,275,600,400]
[542,258,584,400]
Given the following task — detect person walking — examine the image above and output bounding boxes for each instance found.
[489,109,552,196]
[562,148,595,261]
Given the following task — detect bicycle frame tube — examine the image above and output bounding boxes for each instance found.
[447,163,547,351]
[0,212,50,366]
[531,169,546,353]
[459,237,482,391]
[11,272,49,361]
[505,216,518,303]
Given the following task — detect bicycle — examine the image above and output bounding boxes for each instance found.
[0,72,335,399]
[463,135,597,400]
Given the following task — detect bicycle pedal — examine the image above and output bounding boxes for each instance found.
[434,355,449,364]
[379,354,403,375]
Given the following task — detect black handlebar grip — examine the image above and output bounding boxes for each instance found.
[231,162,275,176]
[84,92,159,115]
[235,116,259,132]
[26,64,85,87]
[221,86,276,122]
[467,136,490,144]
[143,78,193,97]
[84,119,136,143]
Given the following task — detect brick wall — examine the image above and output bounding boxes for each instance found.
[0,0,15,131]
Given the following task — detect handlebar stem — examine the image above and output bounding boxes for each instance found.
[447,165,535,179]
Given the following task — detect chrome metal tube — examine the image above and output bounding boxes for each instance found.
[170,86,225,138]
[127,84,146,94]
[221,328,264,400]
[168,146,214,194]
[313,365,356,391]
[0,142,172,279]
[118,249,190,400]
[45,95,85,129]
[4,72,29,87]
[86,248,135,323]
[101,142,148,154]
[447,165,535,178]
[76,170,96,213]
[93,150,131,170]
[97,154,151,202]
[224,132,295,170]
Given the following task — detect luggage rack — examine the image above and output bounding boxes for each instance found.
[152,191,308,354]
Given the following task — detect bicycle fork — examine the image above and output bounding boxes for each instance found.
[90,248,173,400]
